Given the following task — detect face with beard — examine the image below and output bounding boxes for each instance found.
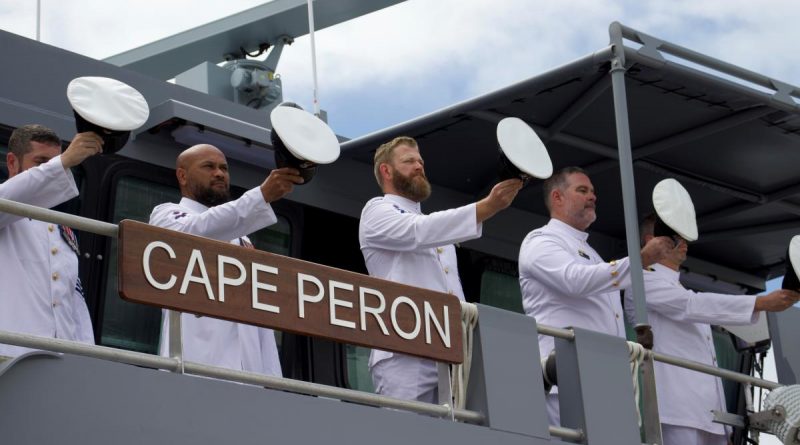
[177,145,231,207]
[385,145,431,202]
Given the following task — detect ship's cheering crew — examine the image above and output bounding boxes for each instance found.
[0,125,102,357]
[150,144,303,375]
[359,136,522,402]
[518,166,673,424]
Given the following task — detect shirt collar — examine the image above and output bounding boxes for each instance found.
[179,196,209,213]
[547,218,589,242]
[652,262,680,280]
[383,193,422,214]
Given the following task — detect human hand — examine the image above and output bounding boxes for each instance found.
[476,178,523,223]
[61,132,104,168]
[640,236,674,267]
[260,167,304,203]
[754,289,800,312]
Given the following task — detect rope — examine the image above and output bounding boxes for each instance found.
[452,302,479,410]
[627,341,647,426]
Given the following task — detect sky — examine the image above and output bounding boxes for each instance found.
[0,0,798,139]
[1,1,797,442]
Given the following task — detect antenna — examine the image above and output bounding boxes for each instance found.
[306,0,320,117]
[36,0,41,41]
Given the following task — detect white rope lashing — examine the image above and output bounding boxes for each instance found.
[627,340,647,426]
[452,302,479,411]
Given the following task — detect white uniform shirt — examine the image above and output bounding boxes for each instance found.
[626,264,757,434]
[0,155,94,357]
[358,194,481,367]
[149,188,282,376]
[519,218,630,365]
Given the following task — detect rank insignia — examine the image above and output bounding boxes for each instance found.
[59,225,80,255]
[577,249,590,260]
[392,204,406,214]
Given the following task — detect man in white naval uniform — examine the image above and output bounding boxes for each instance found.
[359,136,522,402]
[150,144,303,376]
[518,166,673,423]
[628,214,800,445]
[0,124,103,357]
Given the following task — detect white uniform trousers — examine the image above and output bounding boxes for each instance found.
[662,424,727,445]
[371,354,439,403]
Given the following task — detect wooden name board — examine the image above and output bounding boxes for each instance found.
[117,220,463,364]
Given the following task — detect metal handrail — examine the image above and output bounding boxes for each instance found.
[0,330,484,423]
[0,194,781,438]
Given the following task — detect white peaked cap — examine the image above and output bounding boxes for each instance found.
[652,178,699,242]
[270,106,340,164]
[497,117,553,179]
[789,235,800,280]
[67,77,149,131]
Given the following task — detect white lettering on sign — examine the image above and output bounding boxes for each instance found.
[218,255,246,303]
[139,239,455,351]
[391,296,421,340]
[142,241,177,290]
[424,302,450,348]
[180,249,215,300]
[252,263,280,313]
[359,287,389,335]
[298,273,324,318]
[329,280,356,329]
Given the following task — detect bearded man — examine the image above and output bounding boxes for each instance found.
[358,136,522,402]
[149,144,303,375]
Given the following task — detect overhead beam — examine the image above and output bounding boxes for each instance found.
[467,110,619,159]
[105,0,405,80]
[699,181,800,225]
[694,220,800,244]
[544,76,611,142]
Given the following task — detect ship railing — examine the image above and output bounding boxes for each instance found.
[0,196,780,444]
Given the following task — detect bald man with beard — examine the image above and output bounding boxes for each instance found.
[149,144,303,376]
[359,136,522,402]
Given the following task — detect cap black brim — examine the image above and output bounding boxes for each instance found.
[73,111,130,154]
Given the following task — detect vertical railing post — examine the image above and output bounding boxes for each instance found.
[608,22,662,443]
[167,310,184,373]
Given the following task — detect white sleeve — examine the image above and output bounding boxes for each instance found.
[149,187,277,239]
[643,273,757,325]
[360,200,481,251]
[519,235,631,298]
[0,155,78,228]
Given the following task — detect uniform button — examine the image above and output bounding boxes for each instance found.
[48,224,55,232]
[51,247,58,255]
[52,300,59,307]
[611,271,618,277]
[610,260,617,266]
[615,313,620,319]
[436,247,443,254]
[707,335,711,341]
[444,267,450,274]
[52,272,59,281]
[612,281,619,287]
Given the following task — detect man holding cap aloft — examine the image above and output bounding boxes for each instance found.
[149,102,339,376]
[631,179,800,445]
[518,166,674,424]
[359,136,523,402]
[0,125,103,357]
[0,76,149,357]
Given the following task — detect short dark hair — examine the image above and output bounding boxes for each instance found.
[542,166,588,212]
[639,213,657,247]
[8,124,61,158]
